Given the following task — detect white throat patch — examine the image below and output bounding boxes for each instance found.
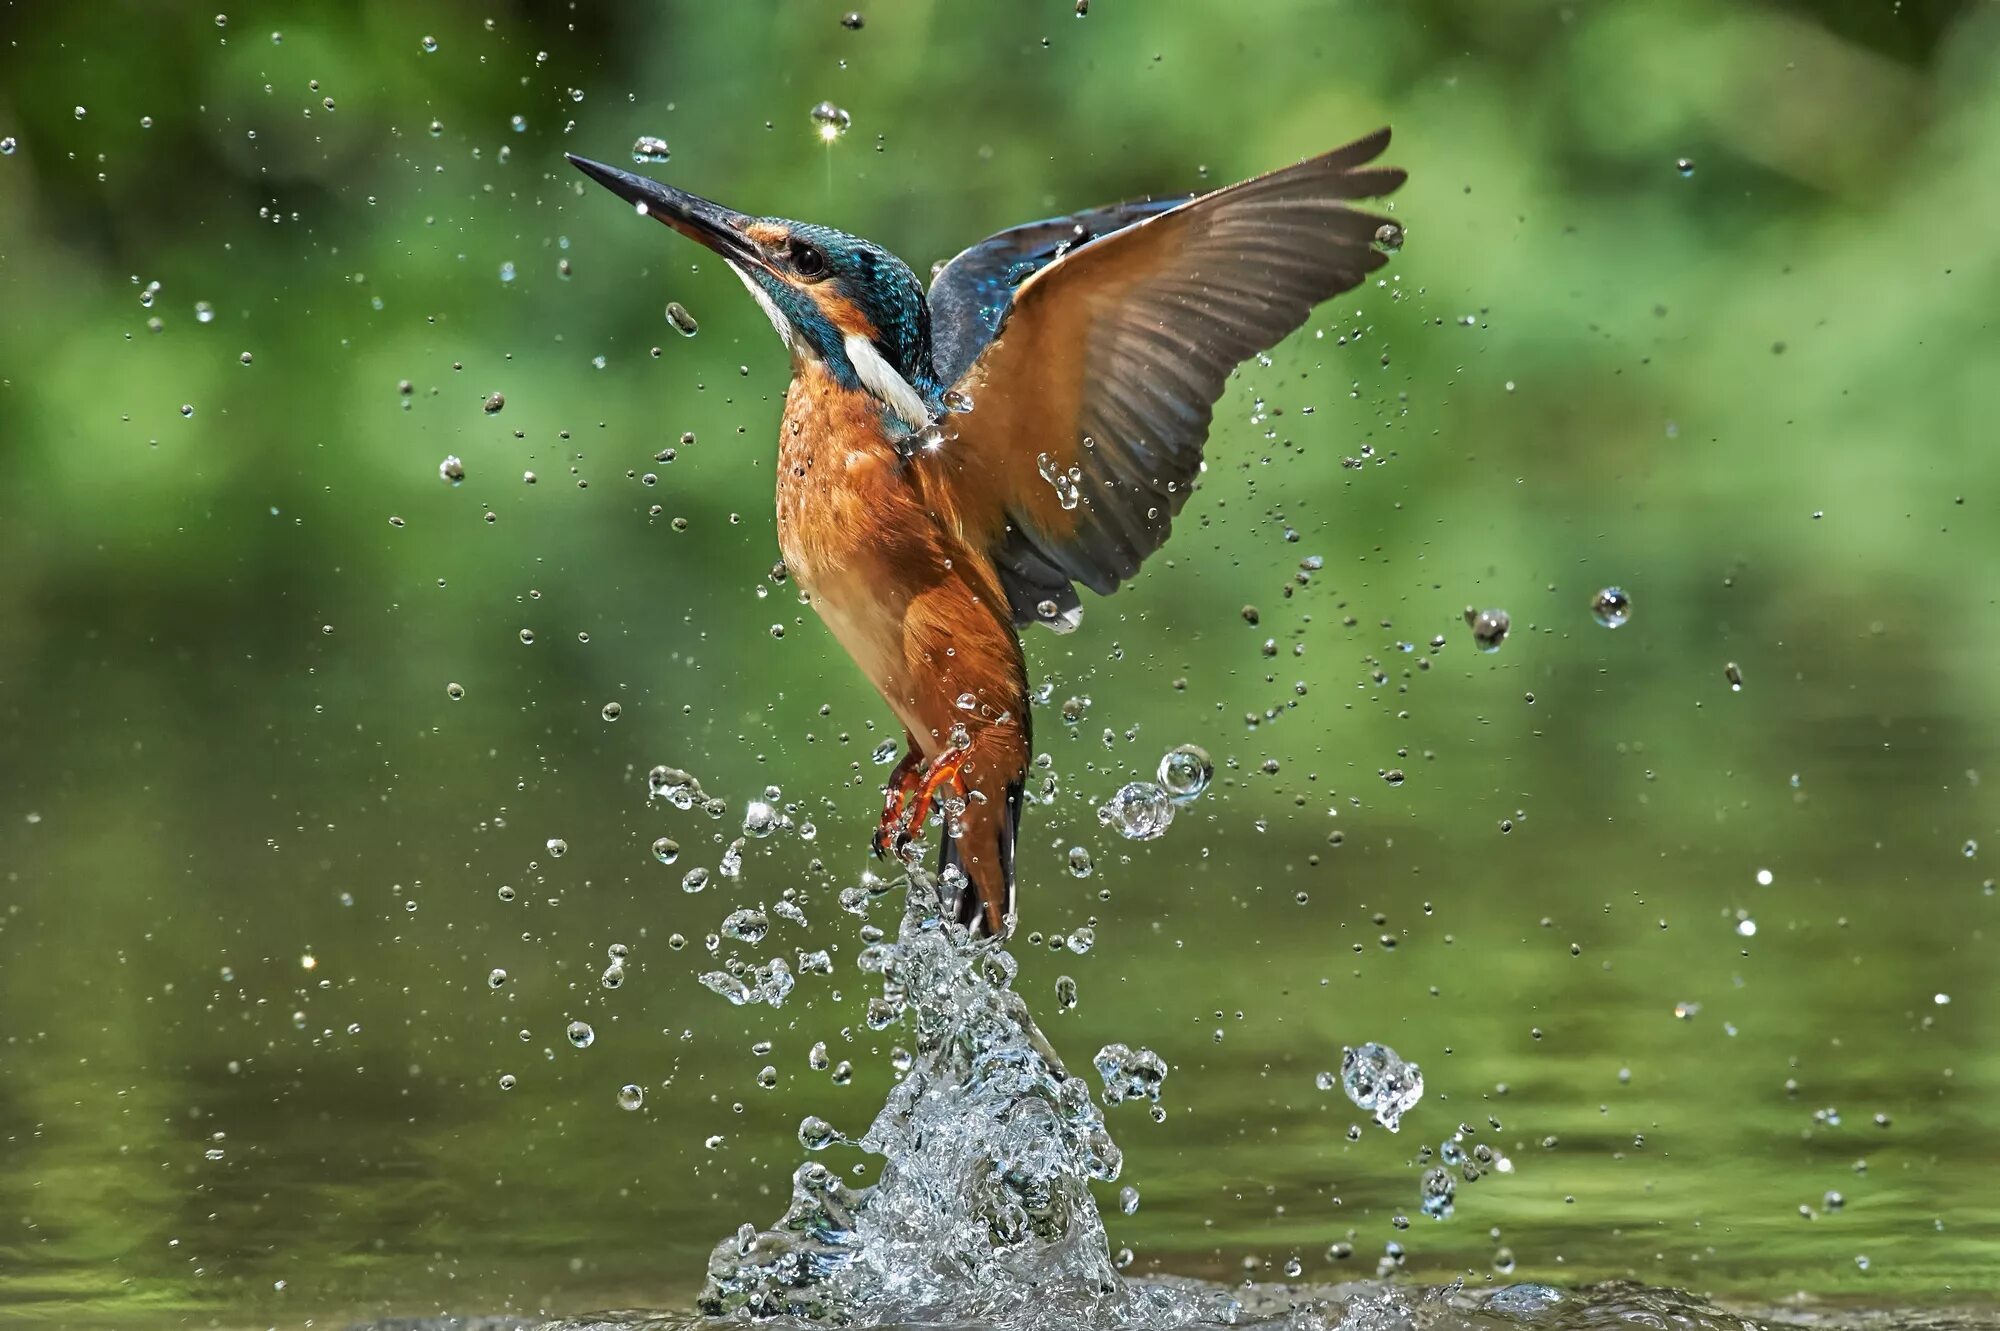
[843,333,930,431]
[726,261,796,353]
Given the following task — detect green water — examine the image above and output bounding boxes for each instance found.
[4,1,2000,1327]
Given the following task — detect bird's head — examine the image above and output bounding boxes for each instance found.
[569,154,938,430]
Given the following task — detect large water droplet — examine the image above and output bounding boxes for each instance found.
[1465,606,1510,652]
[721,908,770,944]
[797,1115,841,1150]
[1420,1166,1456,1219]
[1591,586,1632,629]
[1094,1042,1169,1106]
[1156,744,1213,802]
[632,134,671,164]
[1338,1042,1424,1132]
[810,100,852,141]
[1096,781,1173,841]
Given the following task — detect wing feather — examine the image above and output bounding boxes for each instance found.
[938,129,1405,624]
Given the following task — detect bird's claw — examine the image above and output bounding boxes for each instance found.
[872,745,927,859]
[872,748,968,859]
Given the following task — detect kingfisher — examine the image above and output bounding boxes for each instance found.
[570,130,1405,939]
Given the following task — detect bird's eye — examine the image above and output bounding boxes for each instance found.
[789,241,829,280]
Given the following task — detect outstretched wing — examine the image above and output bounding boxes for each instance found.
[935,129,1405,630]
[927,195,1192,387]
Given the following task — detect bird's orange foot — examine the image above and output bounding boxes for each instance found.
[877,749,969,862]
[871,746,927,859]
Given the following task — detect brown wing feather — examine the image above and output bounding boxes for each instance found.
[934,129,1406,627]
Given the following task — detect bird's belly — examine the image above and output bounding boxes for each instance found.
[776,460,926,736]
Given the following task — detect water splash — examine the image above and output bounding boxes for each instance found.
[695,872,1153,1326]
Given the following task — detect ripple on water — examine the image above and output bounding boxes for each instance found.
[526,1278,1799,1331]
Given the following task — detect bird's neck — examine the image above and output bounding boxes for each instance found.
[787,341,935,437]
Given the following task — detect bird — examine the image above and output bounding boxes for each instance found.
[569,130,1405,939]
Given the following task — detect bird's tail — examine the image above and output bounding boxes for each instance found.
[939,777,1022,938]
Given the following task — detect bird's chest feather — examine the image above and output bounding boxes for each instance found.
[774,371,922,587]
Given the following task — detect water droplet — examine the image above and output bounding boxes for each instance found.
[632,134,671,165]
[1465,606,1510,652]
[179,404,195,418]
[0,137,16,156]
[798,1115,841,1150]
[1590,586,1631,629]
[1097,781,1173,841]
[721,908,770,944]
[666,302,699,336]
[1419,1166,1456,1219]
[810,100,852,141]
[1118,1185,1140,1215]
[652,836,680,864]
[1036,451,1083,510]
[871,738,900,765]
[1725,661,1745,691]
[439,455,465,484]
[1675,156,1695,177]
[498,1073,517,1090]
[840,11,865,28]
[681,867,711,894]
[1372,222,1404,253]
[445,682,464,701]
[1094,1042,1169,1106]
[487,968,508,988]
[1156,744,1213,801]
[73,106,86,121]
[742,801,779,838]
[420,34,437,52]
[483,391,505,413]
[1066,845,1094,878]
[617,1084,645,1111]
[1340,1042,1424,1132]
[545,838,567,857]
[601,701,622,722]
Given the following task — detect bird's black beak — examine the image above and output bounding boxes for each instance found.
[566,154,765,269]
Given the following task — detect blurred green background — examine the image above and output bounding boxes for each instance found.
[3,1,1998,1327]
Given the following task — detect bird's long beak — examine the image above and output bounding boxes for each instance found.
[566,154,766,270]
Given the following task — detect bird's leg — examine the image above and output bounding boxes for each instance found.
[871,734,928,859]
[885,743,971,857]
